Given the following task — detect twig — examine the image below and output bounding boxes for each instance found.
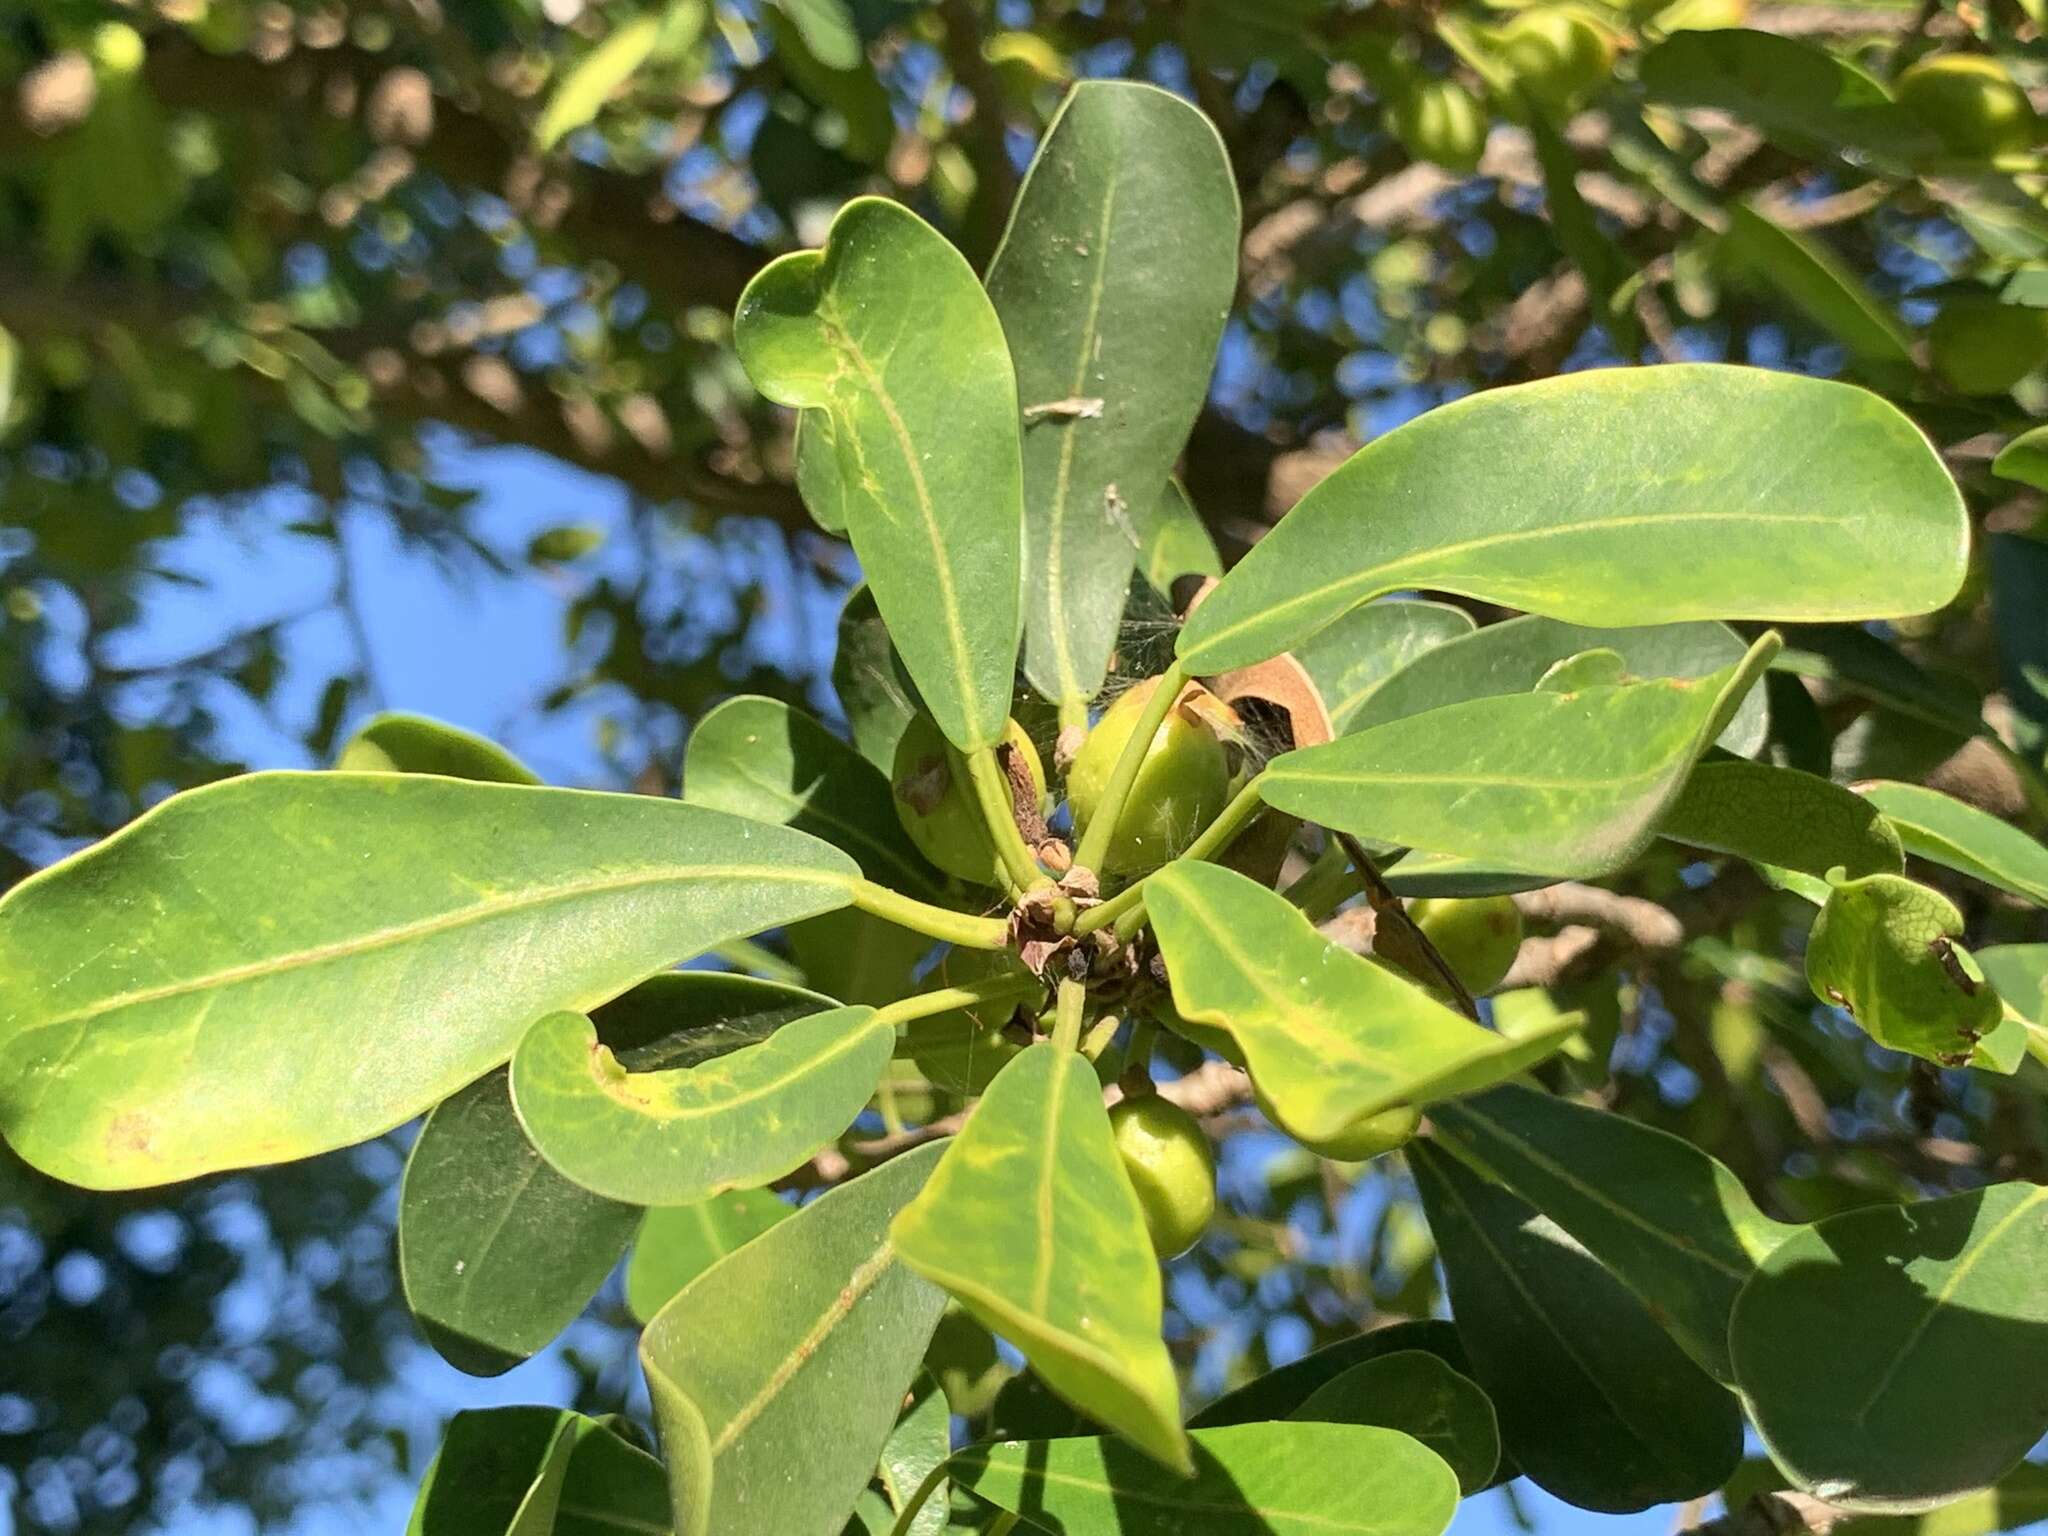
[1330,831,1481,1021]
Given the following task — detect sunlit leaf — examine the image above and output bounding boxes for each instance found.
[1721,203,1914,365]
[641,1143,948,1536]
[1730,1183,2048,1512]
[511,1003,893,1205]
[1146,862,1577,1144]
[878,1371,951,1536]
[952,1421,1461,1536]
[1412,1143,1744,1513]
[625,1189,792,1324]
[1661,758,1904,880]
[1860,780,2048,907]
[1290,1350,1500,1496]
[1132,480,1222,595]
[1262,637,1776,879]
[336,711,542,785]
[891,1044,1190,1470]
[535,16,661,150]
[1293,599,1477,734]
[988,80,1237,707]
[0,774,857,1188]
[1993,424,2048,493]
[1178,367,1964,674]
[735,197,1022,751]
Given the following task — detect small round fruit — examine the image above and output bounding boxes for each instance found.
[1930,298,2048,397]
[1067,678,1231,875]
[1392,79,1489,174]
[891,714,1044,885]
[1496,6,1614,115]
[1408,895,1525,997]
[1109,1096,1217,1259]
[1897,54,2041,160]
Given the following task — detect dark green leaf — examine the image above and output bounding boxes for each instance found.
[1730,1183,2048,1512]
[1721,204,1914,365]
[833,585,921,773]
[879,1371,951,1536]
[408,1408,662,1536]
[1131,480,1222,595]
[1291,1351,1500,1495]
[1412,1143,1744,1513]
[336,712,541,785]
[1190,1319,1474,1428]
[1293,599,1477,735]
[1661,758,1904,880]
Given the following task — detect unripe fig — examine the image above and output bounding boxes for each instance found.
[1392,79,1489,174]
[1068,678,1231,876]
[1496,7,1614,115]
[1108,1096,1217,1259]
[1897,54,2041,160]
[1408,895,1525,997]
[891,714,1044,885]
[1929,298,2048,397]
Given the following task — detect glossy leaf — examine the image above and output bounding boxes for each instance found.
[1722,203,1914,365]
[1263,638,1776,879]
[1661,758,1904,880]
[1177,366,1965,674]
[399,1069,638,1377]
[987,80,1237,707]
[1291,1351,1500,1495]
[1292,599,1477,734]
[952,1421,1461,1536]
[1428,1083,1799,1383]
[1146,862,1577,1143]
[1190,1318,1474,1428]
[625,1189,792,1324]
[1412,1143,1744,1513]
[336,712,541,785]
[735,197,1022,751]
[683,693,945,898]
[1858,780,2048,906]
[1730,1183,2048,1512]
[641,1142,948,1536]
[878,1371,950,1536]
[1343,614,1768,756]
[408,1408,662,1536]
[1992,424,2048,493]
[1805,873,2003,1067]
[0,773,857,1189]
[511,1003,893,1205]
[1639,30,1938,165]
[891,1044,1189,1470]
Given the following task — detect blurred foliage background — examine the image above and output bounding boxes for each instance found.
[2,0,2046,1528]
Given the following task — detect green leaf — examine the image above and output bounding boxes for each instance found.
[641,1142,949,1536]
[335,712,541,784]
[1293,599,1477,734]
[1190,1318,1475,1427]
[510,1003,893,1205]
[1291,1351,1500,1496]
[1345,614,1770,756]
[891,1044,1189,1471]
[684,694,946,898]
[790,906,933,1006]
[1262,637,1776,879]
[1723,1459,2048,1536]
[764,0,889,162]
[735,198,1023,752]
[833,585,921,773]
[1729,1183,2048,1512]
[1660,758,1905,880]
[399,1069,638,1377]
[1428,1083,1799,1383]
[794,410,850,532]
[1638,30,1938,165]
[1146,862,1577,1144]
[1772,624,1982,737]
[1804,872,2003,1067]
[535,16,662,150]
[1131,480,1223,595]
[1721,204,1915,366]
[1531,112,1639,354]
[1411,1143,1744,1513]
[1979,944,2048,1027]
[1992,423,2048,493]
[987,80,1238,707]
[952,1421,1462,1536]
[1991,534,2048,759]
[409,1409,663,1536]
[879,1371,951,1536]
[0,773,858,1188]
[1859,780,2048,907]
[1177,367,1965,675]
[770,0,860,70]
[625,1188,792,1324]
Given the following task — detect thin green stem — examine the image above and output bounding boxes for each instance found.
[1281,839,1364,922]
[850,880,1010,950]
[1058,695,1090,734]
[1053,977,1087,1053]
[709,937,807,985]
[1072,773,1269,938]
[1126,1015,1158,1079]
[885,1461,952,1536]
[870,972,1043,1030]
[966,744,1050,893]
[1070,659,1188,877]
